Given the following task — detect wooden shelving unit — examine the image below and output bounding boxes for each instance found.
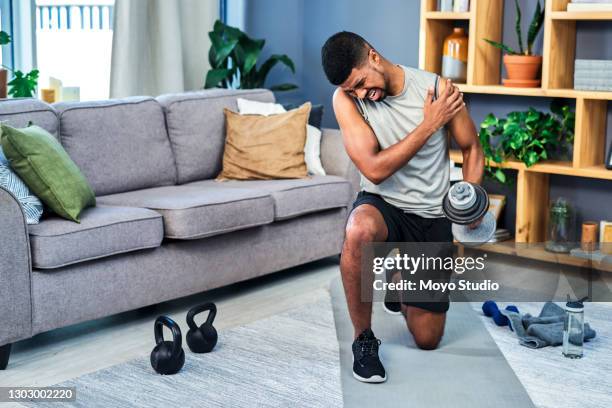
[549,11,612,20]
[458,241,612,273]
[424,11,471,20]
[420,0,611,270]
[449,150,612,181]
[457,84,612,100]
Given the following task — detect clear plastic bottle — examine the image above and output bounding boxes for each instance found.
[562,300,584,359]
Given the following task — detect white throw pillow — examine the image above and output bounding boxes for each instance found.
[236,98,326,176]
[236,98,286,116]
[304,125,325,176]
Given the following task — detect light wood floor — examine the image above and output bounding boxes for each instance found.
[2,257,610,408]
[0,258,339,389]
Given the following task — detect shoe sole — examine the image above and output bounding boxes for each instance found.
[351,355,387,383]
[382,302,402,316]
[352,371,387,383]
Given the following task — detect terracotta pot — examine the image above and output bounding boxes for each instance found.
[442,27,469,83]
[503,54,542,81]
[0,68,7,99]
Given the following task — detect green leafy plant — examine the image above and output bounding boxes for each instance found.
[479,101,575,185]
[0,31,10,46]
[0,30,39,98]
[8,70,39,98]
[205,20,297,91]
[484,0,545,55]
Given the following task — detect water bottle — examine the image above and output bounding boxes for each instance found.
[562,299,584,359]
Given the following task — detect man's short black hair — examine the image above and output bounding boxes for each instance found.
[321,31,370,85]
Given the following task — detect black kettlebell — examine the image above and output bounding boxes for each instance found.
[150,316,185,375]
[186,303,218,353]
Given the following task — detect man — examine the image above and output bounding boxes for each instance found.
[321,31,484,383]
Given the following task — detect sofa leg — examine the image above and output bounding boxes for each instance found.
[0,343,11,370]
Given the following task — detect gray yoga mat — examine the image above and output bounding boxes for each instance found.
[330,277,535,408]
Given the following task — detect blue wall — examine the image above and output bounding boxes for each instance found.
[239,0,612,233]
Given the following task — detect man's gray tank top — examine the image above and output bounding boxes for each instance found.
[354,65,450,218]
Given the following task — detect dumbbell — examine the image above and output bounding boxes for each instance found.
[150,316,185,375]
[482,300,519,330]
[186,303,218,353]
[442,181,496,246]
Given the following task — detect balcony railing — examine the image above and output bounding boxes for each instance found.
[36,1,114,31]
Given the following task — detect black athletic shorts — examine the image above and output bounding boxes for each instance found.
[352,191,453,313]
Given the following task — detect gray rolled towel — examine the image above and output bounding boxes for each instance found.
[524,322,596,348]
[500,302,597,349]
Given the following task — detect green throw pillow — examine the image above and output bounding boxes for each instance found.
[0,124,95,222]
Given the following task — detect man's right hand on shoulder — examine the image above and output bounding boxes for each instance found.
[421,79,464,134]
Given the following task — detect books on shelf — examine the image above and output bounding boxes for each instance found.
[488,229,512,243]
[575,59,612,69]
[570,0,612,3]
[488,194,506,222]
[567,2,612,11]
[574,59,612,91]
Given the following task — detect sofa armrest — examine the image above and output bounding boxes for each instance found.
[0,186,33,346]
[320,128,360,198]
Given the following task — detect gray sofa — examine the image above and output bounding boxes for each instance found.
[0,88,359,369]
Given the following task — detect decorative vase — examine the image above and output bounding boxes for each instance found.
[0,68,7,98]
[545,198,575,253]
[502,55,543,88]
[441,28,468,83]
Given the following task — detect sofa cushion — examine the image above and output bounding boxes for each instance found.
[187,176,351,220]
[156,89,275,184]
[97,182,274,239]
[0,98,58,136]
[54,97,177,196]
[29,205,163,269]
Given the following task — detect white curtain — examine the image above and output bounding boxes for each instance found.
[110,0,218,97]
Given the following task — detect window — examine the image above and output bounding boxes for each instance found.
[0,0,13,68]
[36,0,114,100]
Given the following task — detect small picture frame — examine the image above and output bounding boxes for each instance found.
[607,143,612,170]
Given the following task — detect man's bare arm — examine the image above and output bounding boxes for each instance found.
[333,79,463,185]
[440,80,484,184]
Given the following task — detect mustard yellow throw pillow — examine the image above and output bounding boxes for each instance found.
[217,102,311,180]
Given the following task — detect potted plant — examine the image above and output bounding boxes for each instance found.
[205,20,297,91]
[484,0,545,87]
[0,30,39,98]
[479,101,574,185]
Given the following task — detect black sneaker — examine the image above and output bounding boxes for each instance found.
[383,270,402,315]
[352,329,386,383]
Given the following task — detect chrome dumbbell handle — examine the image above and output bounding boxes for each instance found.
[448,182,477,211]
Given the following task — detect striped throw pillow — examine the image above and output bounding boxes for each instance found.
[0,147,43,224]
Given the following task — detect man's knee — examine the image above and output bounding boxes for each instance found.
[344,206,386,248]
[345,221,377,247]
[412,330,443,350]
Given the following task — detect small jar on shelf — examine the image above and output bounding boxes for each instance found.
[545,198,576,253]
